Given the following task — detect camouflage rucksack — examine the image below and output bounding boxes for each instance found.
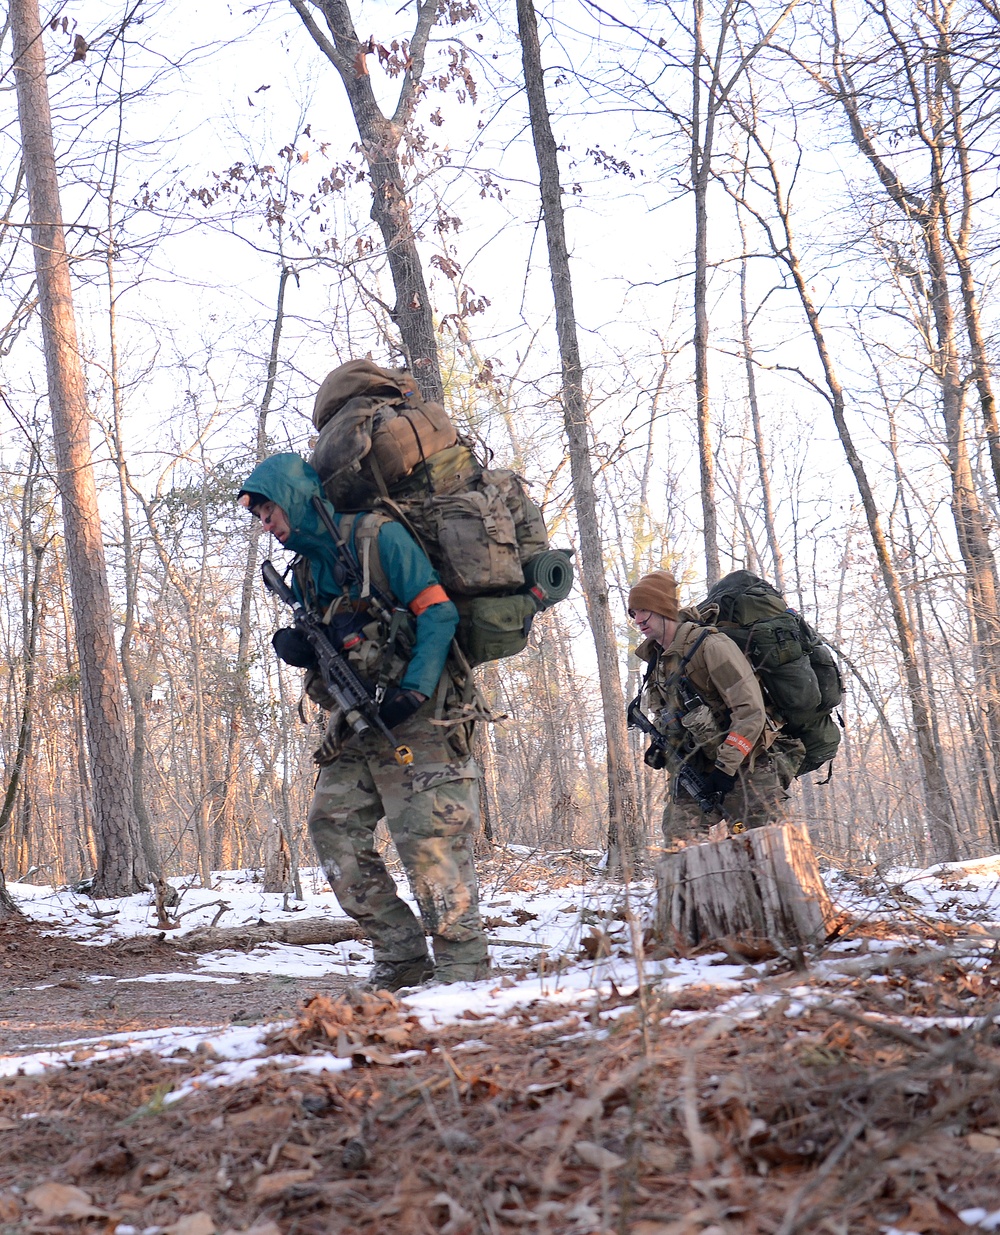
[698,571,843,776]
[308,359,574,665]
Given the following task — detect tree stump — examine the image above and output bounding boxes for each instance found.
[656,822,835,950]
[262,824,291,893]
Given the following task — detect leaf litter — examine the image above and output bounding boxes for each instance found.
[2,850,1000,1232]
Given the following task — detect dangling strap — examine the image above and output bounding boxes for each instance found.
[627,657,657,717]
[352,512,393,605]
[360,531,372,599]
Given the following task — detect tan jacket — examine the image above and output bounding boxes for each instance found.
[636,606,770,775]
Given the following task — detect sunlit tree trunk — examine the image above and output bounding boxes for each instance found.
[517,0,642,872]
[11,0,147,894]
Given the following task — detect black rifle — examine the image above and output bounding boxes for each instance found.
[262,560,414,766]
[626,695,733,820]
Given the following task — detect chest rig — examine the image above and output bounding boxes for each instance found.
[647,627,729,753]
[292,509,412,696]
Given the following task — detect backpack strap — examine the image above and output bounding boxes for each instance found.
[664,626,712,691]
[349,511,393,602]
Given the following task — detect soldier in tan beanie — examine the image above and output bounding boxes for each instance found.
[628,570,801,844]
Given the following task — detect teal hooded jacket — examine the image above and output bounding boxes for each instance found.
[240,453,458,697]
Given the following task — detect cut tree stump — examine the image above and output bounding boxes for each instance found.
[656,822,836,950]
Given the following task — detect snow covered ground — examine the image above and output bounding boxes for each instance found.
[4,848,1000,1232]
[3,850,999,1074]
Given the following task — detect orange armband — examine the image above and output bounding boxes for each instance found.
[724,732,753,758]
[409,584,450,616]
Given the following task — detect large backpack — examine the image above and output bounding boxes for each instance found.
[697,571,843,776]
[308,359,573,666]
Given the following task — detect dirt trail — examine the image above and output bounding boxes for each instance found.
[0,922,352,1052]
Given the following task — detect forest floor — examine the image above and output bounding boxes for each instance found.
[3,848,1000,1235]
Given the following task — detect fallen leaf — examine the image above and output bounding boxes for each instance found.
[164,1213,216,1235]
[220,1224,282,1235]
[253,1169,315,1199]
[25,1182,106,1219]
[641,1143,679,1171]
[231,1105,292,1131]
[0,1193,22,1222]
[967,1132,1000,1153]
[281,1143,317,1167]
[379,1025,412,1046]
[574,1140,626,1170]
[0,1118,17,1131]
[432,1191,474,1235]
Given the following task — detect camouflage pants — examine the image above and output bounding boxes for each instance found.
[307,706,488,980]
[662,736,805,845]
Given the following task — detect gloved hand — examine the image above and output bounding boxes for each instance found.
[303,667,337,712]
[703,766,738,799]
[272,627,317,669]
[379,687,426,730]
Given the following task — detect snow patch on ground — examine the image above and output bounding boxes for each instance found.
[4,850,1000,1113]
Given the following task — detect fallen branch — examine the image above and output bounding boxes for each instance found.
[163,916,364,953]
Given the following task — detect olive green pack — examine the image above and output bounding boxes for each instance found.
[699,571,844,776]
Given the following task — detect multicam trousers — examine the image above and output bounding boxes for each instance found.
[662,735,805,846]
[307,703,488,982]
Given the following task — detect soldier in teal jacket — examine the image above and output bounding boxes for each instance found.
[239,453,489,990]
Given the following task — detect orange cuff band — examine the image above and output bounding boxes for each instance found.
[724,732,753,758]
[409,584,450,616]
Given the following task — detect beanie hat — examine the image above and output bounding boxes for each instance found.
[628,570,679,620]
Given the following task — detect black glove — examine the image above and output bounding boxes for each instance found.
[272,627,317,669]
[703,767,738,799]
[379,687,426,730]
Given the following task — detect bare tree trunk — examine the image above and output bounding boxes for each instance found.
[289,0,443,399]
[0,859,18,919]
[733,138,958,860]
[517,0,642,873]
[806,5,998,853]
[738,240,785,591]
[691,0,721,585]
[219,265,290,866]
[106,219,160,878]
[11,0,147,895]
[0,526,43,920]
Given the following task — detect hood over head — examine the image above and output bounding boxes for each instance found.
[238,453,334,562]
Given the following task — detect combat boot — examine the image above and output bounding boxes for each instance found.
[433,937,490,984]
[367,955,434,992]
[436,960,491,984]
